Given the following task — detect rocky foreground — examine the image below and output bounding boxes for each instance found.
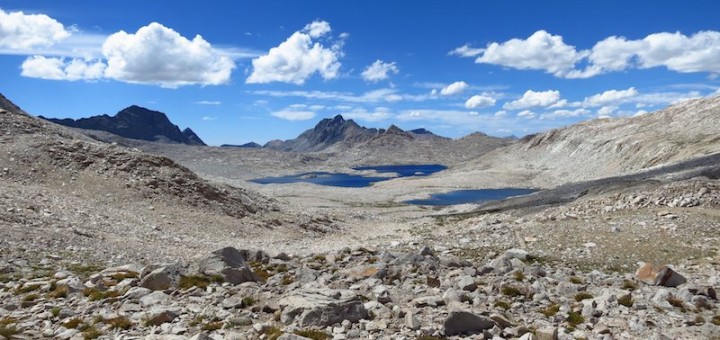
[1,244,718,340]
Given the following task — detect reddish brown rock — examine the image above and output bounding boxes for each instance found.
[635,263,658,284]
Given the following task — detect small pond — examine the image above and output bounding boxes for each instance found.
[404,188,537,206]
[250,164,448,188]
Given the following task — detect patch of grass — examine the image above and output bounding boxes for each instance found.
[23,293,39,302]
[108,271,138,281]
[0,275,14,283]
[622,280,638,291]
[711,315,720,326]
[179,275,212,290]
[281,274,295,285]
[294,329,330,340]
[567,311,584,328]
[48,285,69,299]
[569,277,583,284]
[51,307,61,317]
[695,316,705,325]
[67,264,103,279]
[618,294,633,308]
[575,292,593,302]
[242,296,255,307]
[513,271,525,282]
[188,316,205,327]
[83,287,120,301]
[494,300,511,310]
[275,264,288,273]
[426,277,441,288]
[249,262,272,283]
[63,317,84,329]
[501,286,523,297]
[201,321,223,331]
[541,304,560,317]
[91,315,104,324]
[0,324,20,338]
[667,295,686,312]
[261,326,283,340]
[82,326,102,340]
[15,283,42,294]
[105,316,132,330]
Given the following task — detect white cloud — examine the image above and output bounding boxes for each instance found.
[303,21,331,38]
[0,8,70,52]
[361,60,399,82]
[271,109,316,121]
[517,110,536,119]
[20,55,105,81]
[540,108,589,120]
[449,44,484,57]
[341,107,392,122]
[503,90,561,110]
[246,20,343,85]
[465,94,496,109]
[597,106,617,116]
[202,116,217,121]
[440,81,469,96]
[103,22,234,87]
[474,30,586,78]
[251,88,434,104]
[588,31,720,76]
[195,101,221,105]
[583,87,638,107]
[457,30,720,78]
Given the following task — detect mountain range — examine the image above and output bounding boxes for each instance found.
[40,105,205,146]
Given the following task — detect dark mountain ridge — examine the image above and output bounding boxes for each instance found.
[41,105,205,146]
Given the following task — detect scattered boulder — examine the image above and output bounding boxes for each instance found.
[140,263,184,290]
[654,266,687,287]
[188,247,260,284]
[635,262,658,284]
[443,311,495,336]
[278,288,369,327]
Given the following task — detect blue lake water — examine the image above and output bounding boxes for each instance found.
[404,188,537,206]
[250,164,448,188]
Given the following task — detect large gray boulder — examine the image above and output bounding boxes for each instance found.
[278,288,369,327]
[188,247,260,284]
[139,263,184,291]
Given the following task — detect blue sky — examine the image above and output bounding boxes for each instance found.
[1,1,719,145]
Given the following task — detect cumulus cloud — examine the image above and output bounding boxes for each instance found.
[465,94,496,109]
[0,8,70,52]
[341,107,392,122]
[474,31,586,78]
[583,87,638,107]
[361,60,399,82]
[21,55,105,80]
[271,108,316,121]
[440,81,469,96]
[503,90,561,110]
[454,30,720,78]
[103,22,234,87]
[246,20,343,85]
[195,101,221,105]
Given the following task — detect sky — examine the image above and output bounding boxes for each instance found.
[1,1,720,146]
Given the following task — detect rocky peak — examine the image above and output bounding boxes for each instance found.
[41,105,206,146]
